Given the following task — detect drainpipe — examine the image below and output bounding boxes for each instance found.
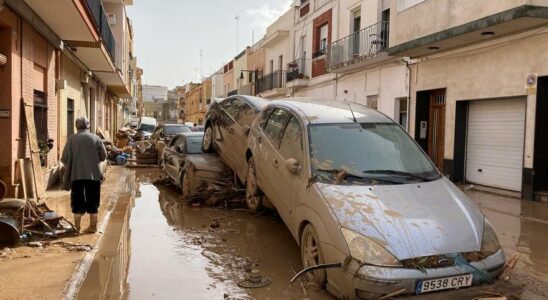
[403,57,412,132]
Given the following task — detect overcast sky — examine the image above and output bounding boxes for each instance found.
[127,0,292,89]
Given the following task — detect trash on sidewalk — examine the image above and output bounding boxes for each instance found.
[501,252,521,281]
[237,269,272,288]
[0,215,20,247]
[135,141,158,165]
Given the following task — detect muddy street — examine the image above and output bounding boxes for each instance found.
[76,169,546,300]
[124,170,332,300]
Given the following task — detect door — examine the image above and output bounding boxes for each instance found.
[164,136,185,182]
[255,108,291,213]
[466,99,526,191]
[352,9,361,56]
[427,90,446,171]
[270,116,306,228]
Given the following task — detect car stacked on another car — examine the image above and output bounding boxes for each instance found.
[202,97,505,299]
[202,95,268,183]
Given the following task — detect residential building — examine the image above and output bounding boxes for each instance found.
[234,48,249,93]
[142,84,168,102]
[165,90,179,124]
[256,9,294,99]
[388,0,548,200]
[210,68,224,100]
[223,61,235,96]
[0,0,137,195]
[135,67,144,116]
[326,0,408,124]
[184,83,204,125]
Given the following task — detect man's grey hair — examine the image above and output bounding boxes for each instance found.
[75,117,90,130]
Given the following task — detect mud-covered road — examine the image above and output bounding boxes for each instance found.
[117,169,547,300]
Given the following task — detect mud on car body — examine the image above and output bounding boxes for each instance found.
[162,132,227,199]
[244,98,506,299]
[202,95,268,184]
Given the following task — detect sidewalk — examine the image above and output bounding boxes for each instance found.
[0,166,133,300]
[464,187,548,297]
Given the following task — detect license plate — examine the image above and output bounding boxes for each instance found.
[416,274,473,294]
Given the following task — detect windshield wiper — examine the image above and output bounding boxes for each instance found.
[315,168,401,184]
[362,169,432,181]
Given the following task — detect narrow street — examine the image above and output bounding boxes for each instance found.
[74,169,548,300]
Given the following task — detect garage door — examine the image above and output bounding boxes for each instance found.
[466,98,526,191]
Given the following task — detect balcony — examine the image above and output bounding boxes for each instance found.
[286,59,310,89]
[327,21,390,73]
[256,71,288,98]
[85,0,116,61]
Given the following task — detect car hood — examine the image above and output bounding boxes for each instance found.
[186,154,227,173]
[317,177,484,260]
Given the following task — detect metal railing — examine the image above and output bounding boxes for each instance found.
[327,21,389,69]
[286,58,309,82]
[256,71,286,93]
[84,0,116,62]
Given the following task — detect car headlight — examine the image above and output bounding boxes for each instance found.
[341,228,401,267]
[480,221,501,255]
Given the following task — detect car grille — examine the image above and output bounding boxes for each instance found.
[401,255,456,270]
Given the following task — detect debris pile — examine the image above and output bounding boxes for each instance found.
[133,141,158,165]
[185,170,245,207]
[115,127,137,148]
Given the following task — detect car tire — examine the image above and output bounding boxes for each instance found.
[203,124,215,153]
[245,158,263,212]
[300,224,327,287]
[181,172,191,197]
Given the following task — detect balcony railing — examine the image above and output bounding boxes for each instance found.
[327,21,389,70]
[85,0,116,62]
[257,71,286,94]
[286,58,310,82]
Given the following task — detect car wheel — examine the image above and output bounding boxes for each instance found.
[203,124,215,153]
[181,172,191,197]
[245,158,263,212]
[300,224,327,287]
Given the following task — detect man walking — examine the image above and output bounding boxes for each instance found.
[61,117,107,233]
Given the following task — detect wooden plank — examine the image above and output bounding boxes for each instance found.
[23,99,45,202]
[17,158,30,199]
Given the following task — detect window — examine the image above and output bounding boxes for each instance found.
[263,108,291,147]
[279,117,304,164]
[34,90,48,167]
[259,107,275,129]
[67,99,74,136]
[185,136,203,154]
[397,98,408,129]
[352,9,361,33]
[319,24,328,52]
[366,95,378,110]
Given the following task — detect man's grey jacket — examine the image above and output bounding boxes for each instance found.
[61,130,107,182]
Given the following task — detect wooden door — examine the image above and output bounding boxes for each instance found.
[428,90,446,172]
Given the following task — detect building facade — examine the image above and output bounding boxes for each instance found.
[0,0,137,196]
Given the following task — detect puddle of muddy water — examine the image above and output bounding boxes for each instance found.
[124,171,333,300]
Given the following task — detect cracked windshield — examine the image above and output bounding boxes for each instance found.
[1,0,548,300]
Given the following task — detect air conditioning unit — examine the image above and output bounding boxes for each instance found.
[106,13,117,25]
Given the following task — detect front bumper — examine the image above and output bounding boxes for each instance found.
[344,249,505,299]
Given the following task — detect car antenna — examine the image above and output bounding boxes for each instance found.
[345,100,358,123]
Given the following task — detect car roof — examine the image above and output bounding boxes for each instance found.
[163,124,188,127]
[223,95,268,111]
[268,98,394,124]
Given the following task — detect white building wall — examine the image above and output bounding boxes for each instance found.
[142,85,168,102]
[211,72,224,99]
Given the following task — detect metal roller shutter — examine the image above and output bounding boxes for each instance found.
[465,98,526,191]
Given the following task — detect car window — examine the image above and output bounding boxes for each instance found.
[263,108,291,147]
[237,103,255,127]
[279,117,304,164]
[165,126,191,135]
[259,108,274,129]
[186,136,204,154]
[222,98,252,125]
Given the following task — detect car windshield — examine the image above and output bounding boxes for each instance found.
[165,126,191,135]
[139,124,156,132]
[309,123,440,185]
[186,136,203,154]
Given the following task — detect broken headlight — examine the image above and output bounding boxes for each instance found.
[341,228,401,267]
[480,221,501,256]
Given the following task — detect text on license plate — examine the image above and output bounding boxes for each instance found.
[417,274,473,294]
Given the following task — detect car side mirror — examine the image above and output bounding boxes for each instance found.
[243,125,251,136]
[285,158,300,174]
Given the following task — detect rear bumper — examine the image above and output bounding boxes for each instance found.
[343,249,505,299]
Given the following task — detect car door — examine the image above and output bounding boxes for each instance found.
[254,108,292,217]
[164,136,184,182]
[271,116,307,229]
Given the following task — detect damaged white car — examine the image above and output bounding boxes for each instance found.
[245,99,505,299]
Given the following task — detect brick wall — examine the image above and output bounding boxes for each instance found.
[311,9,332,78]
